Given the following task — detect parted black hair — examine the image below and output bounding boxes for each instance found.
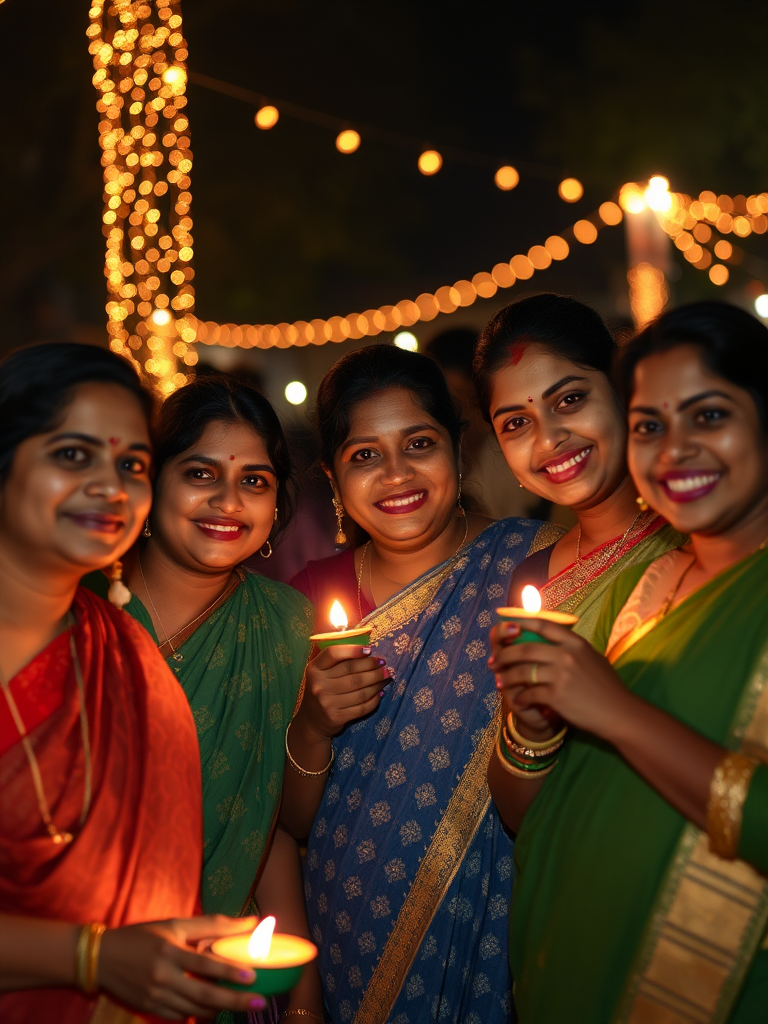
[316,343,464,467]
[473,293,617,421]
[0,342,154,483]
[617,300,768,429]
[153,371,294,537]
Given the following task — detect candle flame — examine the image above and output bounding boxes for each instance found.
[329,600,348,631]
[521,585,542,614]
[248,916,276,959]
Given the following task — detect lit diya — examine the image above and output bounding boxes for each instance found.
[310,599,371,649]
[497,585,578,643]
[212,916,318,996]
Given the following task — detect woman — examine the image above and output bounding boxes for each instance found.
[286,344,557,1024]
[474,293,684,639]
[86,374,323,1023]
[490,302,768,1022]
[0,344,263,1023]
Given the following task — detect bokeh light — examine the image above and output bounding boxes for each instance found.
[255,105,279,129]
[558,178,583,203]
[754,294,768,318]
[336,129,361,154]
[394,331,419,352]
[285,381,308,405]
[494,166,519,191]
[418,150,442,176]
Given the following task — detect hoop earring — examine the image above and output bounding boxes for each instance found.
[332,496,347,546]
[143,518,152,537]
[107,560,132,610]
[260,540,273,559]
[456,472,466,517]
[635,495,649,512]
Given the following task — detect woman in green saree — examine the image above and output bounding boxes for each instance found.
[86,374,323,1023]
[489,301,768,1022]
[474,294,684,641]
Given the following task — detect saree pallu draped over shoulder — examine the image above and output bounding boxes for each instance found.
[510,548,768,1024]
[0,588,203,1024]
[305,518,556,1024]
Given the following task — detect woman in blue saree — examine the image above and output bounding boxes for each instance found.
[285,346,557,1024]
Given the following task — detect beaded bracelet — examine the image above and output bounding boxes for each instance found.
[499,730,560,773]
[285,720,335,778]
[495,737,558,780]
[502,723,564,762]
[506,714,568,752]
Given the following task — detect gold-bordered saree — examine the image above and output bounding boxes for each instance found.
[304,518,560,1024]
[509,547,768,1024]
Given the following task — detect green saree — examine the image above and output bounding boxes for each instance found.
[86,569,313,916]
[509,548,768,1023]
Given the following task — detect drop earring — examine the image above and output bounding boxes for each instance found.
[107,560,132,610]
[635,495,649,512]
[143,518,151,538]
[456,473,466,517]
[332,496,347,546]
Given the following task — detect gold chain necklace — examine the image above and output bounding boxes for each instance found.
[138,554,235,662]
[0,620,92,845]
[575,508,645,568]
[357,512,469,617]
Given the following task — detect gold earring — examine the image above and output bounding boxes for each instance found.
[456,472,466,517]
[260,540,273,559]
[635,495,649,512]
[273,507,278,521]
[107,560,132,610]
[143,518,151,537]
[332,496,347,546]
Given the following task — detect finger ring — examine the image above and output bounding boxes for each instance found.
[530,663,538,685]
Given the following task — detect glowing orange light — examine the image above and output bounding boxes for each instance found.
[709,264,729,286]
[336,129,361,154]
[558,178,583,203]
[521,586,542,613]
[248,917,276,959]
[573,220,598,244]
[329,601,349,631]
[494,165,519,191]
[255,105,279,130]
[418,150,442,176]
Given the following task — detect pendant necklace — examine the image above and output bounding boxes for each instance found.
[0,618,92,845]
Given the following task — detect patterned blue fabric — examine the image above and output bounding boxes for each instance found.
[305,519,541,1024]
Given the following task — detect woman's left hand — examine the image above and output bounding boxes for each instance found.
[491,619,632,741]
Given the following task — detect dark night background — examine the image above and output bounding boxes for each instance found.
[1,0,766,407]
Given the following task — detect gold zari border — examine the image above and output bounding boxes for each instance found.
[615,634,768,1024]
[90,996,145,1024]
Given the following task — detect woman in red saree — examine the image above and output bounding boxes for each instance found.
[0,344,264,1023]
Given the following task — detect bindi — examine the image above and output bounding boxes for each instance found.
[509,343,527,367]
[229,455,235,460]
[527,396,533,403]
[108,437,121,446]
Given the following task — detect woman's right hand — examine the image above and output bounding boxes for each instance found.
[98,914,266,1021]
[300,644,392,738]
[488,623,563,742]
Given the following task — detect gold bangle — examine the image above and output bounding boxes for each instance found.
[495,737,557,780]
[285,719,334,778]
[707,751,758,859]
[75,924,90,992]
[507,713,567,752]
[502,722,564,760]
[86,923,107,994]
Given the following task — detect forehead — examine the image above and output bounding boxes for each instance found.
[489,344,600,397]
[346,388,442,434]
[631,345,730,402]
[54,382,149,439]
[186,418,270,458]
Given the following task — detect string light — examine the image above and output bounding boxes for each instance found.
[494,166,520,191]
[284,381,308,405]
[755,294,768,318]
[88,0,196,395]
[393,331,419,351]
[418,150,442,176]
[254,104,279,129]
[558,178,583,203]
[189,204,622,351]
[336,129,360,154]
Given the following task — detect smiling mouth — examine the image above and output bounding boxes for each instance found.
[194,518,247,540]
[541,445,593,480]
[375,490,428,514]
[659,472,721,502]
[68,512,125,534]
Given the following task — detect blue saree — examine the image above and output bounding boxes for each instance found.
[304,518,559,1024]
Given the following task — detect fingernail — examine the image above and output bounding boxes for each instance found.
[250,996,267,1009]
[377,658,386,666]
[503,622,520,634]
[487,656,495,668]
[362,647,372,655]
[379,690,384,697]
[239,969,255,982]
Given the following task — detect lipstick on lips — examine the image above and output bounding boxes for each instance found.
[538,445,593,485]
[69,512,125,534]
[194,517,247,541]
[374,489,428,514]
[657,469,721,503]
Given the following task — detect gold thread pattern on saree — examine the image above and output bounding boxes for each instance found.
[707,753,758,859]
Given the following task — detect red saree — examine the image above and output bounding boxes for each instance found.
[0,588,203,1024]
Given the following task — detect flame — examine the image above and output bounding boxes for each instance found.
[521,585,542,614]
[248,916,276,959]
[329,600,348,631]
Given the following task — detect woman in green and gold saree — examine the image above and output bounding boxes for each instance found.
[86,374,323,1023]
[489,301,768,1023]
[474,294,684,641]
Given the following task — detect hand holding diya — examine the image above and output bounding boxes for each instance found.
[310,600,371,649]
[497,585,578,643]
[212,916,318,996]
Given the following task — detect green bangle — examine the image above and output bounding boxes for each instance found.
[499,741,559,772]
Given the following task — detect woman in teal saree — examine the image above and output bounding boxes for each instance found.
[86,374,323,1023]
[489,302,768,1023]
[286,345,557,1023]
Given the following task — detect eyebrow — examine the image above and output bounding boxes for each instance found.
[491,376,588,420]
[177,453,275,474]
[629,390,734,416]
[341,423,439,451]
[48,432,152,454]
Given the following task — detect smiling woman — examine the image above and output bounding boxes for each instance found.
[284,344,556,1024]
